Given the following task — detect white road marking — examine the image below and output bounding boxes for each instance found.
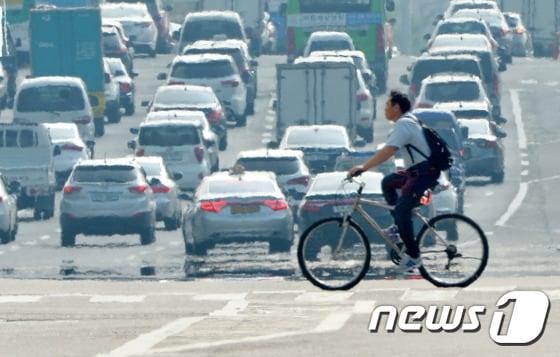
[485,191,494,197]
[40,235,50,240]
[9,245,20,251]
[295,292,353,303]
[265,124,274,131]
[521,160,530,166]
[155,247,165,252]
[545,81,559,87]
[528,175,560,185]
[353,300,376,314]
[265,116,275,123]
[496,182,528,227]
[167,241,181,247]
[192,293,247,301]
[495,90,530,227]
[521,170,529,176]
[0,296,42,304]
[510,90,527,150]
[210,299,249,317]
[485,231,494,236]
[400,289,458,302]
[0,251,4,255]
[520,152,528,157]
[100,316,206,357]
[252,290,306,295]
[89,295,145,303]
[314,310,353,332]
[22,241,37,246]
[125,255,136,261]
[520,79,538,85]
[544,290,560,300]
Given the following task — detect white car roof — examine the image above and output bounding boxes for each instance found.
[310,171,384,194]
[140,119,201,128]
[187,39,248,51]
[134,156,164,165]
[146,110,207,123]
[295,56,354,65]
[43,122,79,131]
[310,50,366,60]
[102,3,147,10]
[431,34,491,48]
[77,158,139,167]
[434,101,490,111]
[20,76,85,89]
[422,73,482,84]
[156,84,213,94]
[173,54,235,64]
[309,31,353,41]
[185,11,241,22]
[285,125,347,134]
[237,149,304,160]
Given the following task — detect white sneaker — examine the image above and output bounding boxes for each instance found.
[396,254,422,274]
[384,224,401,245]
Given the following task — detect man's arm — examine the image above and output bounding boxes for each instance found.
[349,146,398,177]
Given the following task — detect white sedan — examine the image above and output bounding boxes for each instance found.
[0,174,18,244]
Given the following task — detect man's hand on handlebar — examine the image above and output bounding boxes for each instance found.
[348,165,366,179]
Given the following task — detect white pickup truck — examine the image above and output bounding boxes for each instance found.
[275,57,358,141]
[0,123,58,220]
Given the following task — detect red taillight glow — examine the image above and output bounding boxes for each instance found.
[129,185,149,194]
[287,28,296,55]
[200,200,228,213]
[62,143,84,152]
[63,186,82,194]
[416,102,433,109]
[221,80,240,87]
[120,82,131,92]
[135,148,145,157]
[209,108,222,124]
[287,176,310,186]
[357,93,370,102]
[151,185,171,193]
[301,201,323,212]
[263,199,289,211]
[73,116,91,124]
[194,146,204,163]
[168,80,184,85]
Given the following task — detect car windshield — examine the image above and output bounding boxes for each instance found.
[139,126,200,146]
[310,40,352,53]
[453,109,491,119]
[207,179,275,195]
[47,126,77,141]
[454,10,504,27]
[17,85,85,112]
[425,81,481,102]
[171,61,235,79]
[286,129,348,148]
[184,48,244,69]
[73,166,138,183]
[460,120,491,136]
[412,59,481,84]
[438,22,486,36]
[236,158,300,176]
[103,33,123,51]
[153,88,215,107]
[183,19,243,43]
[102,6,147,18]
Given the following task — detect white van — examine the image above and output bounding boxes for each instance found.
[14,77,95,145]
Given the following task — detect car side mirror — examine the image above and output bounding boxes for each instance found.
[495,116,508,125]
[129,127,139,135]
[435,14,444,21]
[385,0,395,12]
[172,172,183,181]
[353,137,366,148]
[267,140,279,149]
[89,95,100,107]
[172,30,180,42]
[498,61,507,72]
[250,59,258,67]
[204,138,215,147]
[15,38,22,48]
[423,33,431,41]
[399,74,409,85]
[127,140,137,150]
[495,127,507,139]
[271,99,278,112]
[141,100,150,107]
[86,140,95,148]
[461,126,469,139]
[104,73,111,84]
[53,145,62,157]
[157,72,168,80]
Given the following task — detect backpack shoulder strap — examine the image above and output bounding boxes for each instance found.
[402,113,430,161]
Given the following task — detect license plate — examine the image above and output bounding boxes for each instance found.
[164,152,183,161]
[333,205,353,215]
[90,192,120,202]
[231,205,260,215]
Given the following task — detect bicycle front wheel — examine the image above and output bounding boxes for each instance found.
[417,214,489,288]
[298,218,371,291]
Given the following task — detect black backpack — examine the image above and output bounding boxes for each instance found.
[405,117,453,172]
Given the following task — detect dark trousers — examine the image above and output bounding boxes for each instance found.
[381,170,439,258]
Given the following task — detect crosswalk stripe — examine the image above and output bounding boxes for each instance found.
[544,290,560,300]
[400,289,458,302]
[90,295,145,303]
[192,293,247,301]
[314,310,353,333]
[295,292,353,303]
[353,300,376,315]
[0,295,42,303]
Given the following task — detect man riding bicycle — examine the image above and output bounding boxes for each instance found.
[349,91,441,273]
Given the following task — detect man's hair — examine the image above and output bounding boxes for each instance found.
[388,90,411,113]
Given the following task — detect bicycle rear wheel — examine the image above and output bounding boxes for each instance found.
[417,214,488,288]
[298,218,371,291]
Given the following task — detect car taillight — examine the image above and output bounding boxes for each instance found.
[135,148,145,157]
[194,146,204,163]
[209,108,222,124]
[516,27,526,34]
[117,46,128,54]
[129,185,149,194]
[221,80,239,87]
[62,143,84,152]
[357,93,370,102]
[376,24,385,52]
[152,185,171,193]
[301,200,325,212]
[287,176,310,186]
[120,82,131,92]
[264,199,289,211]
[73,116,91,124]
[63,186,82,194]
[200,200,228,213]
[168,80,184,85]
[287,27,296,55]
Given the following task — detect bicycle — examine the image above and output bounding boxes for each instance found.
[297,177,489,290]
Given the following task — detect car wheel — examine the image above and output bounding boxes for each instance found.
[140,226,156,245]
[245,100,255,115]
[33,208,42,221]
[0,231,10,244]
[149,48,157,58]
[10,220,18,242]
[61,230,76,247]
[108,108,122,124]
[269,239,292,254]
[94,117,105,137]
[124,101,135,116]
[236,114,247,127]
[211,159,219,173]
[491,170,505,184]
[219,135,228,151]
[191,241,209,256]
[164,214,180,231]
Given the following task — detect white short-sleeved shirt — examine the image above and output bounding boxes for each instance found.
[386,114,431,168]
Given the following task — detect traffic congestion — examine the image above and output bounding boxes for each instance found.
[0,0,556,281]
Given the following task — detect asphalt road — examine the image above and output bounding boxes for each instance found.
[0,53,559,355]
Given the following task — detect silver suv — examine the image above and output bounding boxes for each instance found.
[59,159,157,247]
